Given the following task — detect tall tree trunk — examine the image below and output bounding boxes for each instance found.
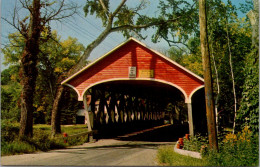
[19,0,41,139]
[225,19,237,134]
[211,44,220,133]
[51,79,64,137]
[199,0,218,150]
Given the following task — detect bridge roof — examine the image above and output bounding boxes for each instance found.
[62,38,204,103]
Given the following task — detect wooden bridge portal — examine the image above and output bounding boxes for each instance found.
[62,38,205,138]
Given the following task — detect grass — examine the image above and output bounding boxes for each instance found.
[162,126,259,166]
[1,122,89,156]
[157,145,206,166]
[34,124,88,135]
[1,141,37,155]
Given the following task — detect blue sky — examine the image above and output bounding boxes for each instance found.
[1,0,250,70]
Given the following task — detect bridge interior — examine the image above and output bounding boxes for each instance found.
[84,80,205,141]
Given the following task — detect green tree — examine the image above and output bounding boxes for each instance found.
[236,0,259,133]
[164,0,253,133]
[152,0,199,49]
[2,0,78,138]
[207,1,252,130]
[1,66,22,122]
[2,30,84,126]
[36,31,84,126]
[167,37,203,77]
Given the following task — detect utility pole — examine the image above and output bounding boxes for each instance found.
[199,0,218,150]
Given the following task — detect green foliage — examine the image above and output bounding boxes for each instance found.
[152,0,199,46]
[239,0,253,14]
[204,127,259,166]
[1,120,35,155]
[83,0,110,26]
[167,40,203,77]
[1,123,89,156]
[165,0,254,131]
[1,80,22,122]
[1,120,20,143]
[1,141,36,156]
[2,30,84,124]
[2,32,25,66]
[157,145,206,166]
[67,135,89,146]
[236,47,259,133]
[83,0,149,38]
[206,0,252,129]
[183,134,208,152]
[181,126,259,166]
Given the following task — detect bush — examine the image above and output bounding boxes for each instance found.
[1,123,89,156]
[183,134,208,152]
[180,127,259,166]
[1,125,66,155]
[205,126,259,166]
[1,120,20,143]
[1,141,36,156]
[24,129,67,151]
[67,135,89,146]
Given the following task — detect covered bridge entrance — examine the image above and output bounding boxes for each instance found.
[62,38,205,138]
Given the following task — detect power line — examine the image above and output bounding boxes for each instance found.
[61,19,113,51]
[45,7,115,50]
[76,12,122,44]
[66,0,121,44]
[63,16,119,49]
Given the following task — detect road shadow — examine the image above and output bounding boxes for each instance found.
[94,121,189,142]
[51,142,174,154]
[49,123,189,154]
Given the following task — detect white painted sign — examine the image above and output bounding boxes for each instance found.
[128,66,136,78]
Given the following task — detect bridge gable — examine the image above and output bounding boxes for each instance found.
[62,38,204,102]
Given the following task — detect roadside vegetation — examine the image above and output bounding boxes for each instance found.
[157,126,259,166]
[157,145,206,166]
[1,120,89,156]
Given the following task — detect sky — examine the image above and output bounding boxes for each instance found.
[1,0,250,70]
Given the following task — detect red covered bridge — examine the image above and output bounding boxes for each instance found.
[62,38,206,137]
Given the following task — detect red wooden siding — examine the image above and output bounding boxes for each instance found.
[66,40,204,101]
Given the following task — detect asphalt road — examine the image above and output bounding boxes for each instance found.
[1,124,188,166]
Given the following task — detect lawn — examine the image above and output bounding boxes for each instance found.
[1,122,90,156]
[157,145,206,166]
[34,124,88,135]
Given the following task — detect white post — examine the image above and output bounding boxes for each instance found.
[187,103,194,136]
[83,94,92,132]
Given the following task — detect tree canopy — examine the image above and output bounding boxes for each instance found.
[1,30,85,124]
